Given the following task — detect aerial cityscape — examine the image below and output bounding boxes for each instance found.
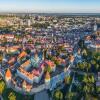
[0,0,100,100]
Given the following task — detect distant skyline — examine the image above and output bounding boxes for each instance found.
[0,0,100,13]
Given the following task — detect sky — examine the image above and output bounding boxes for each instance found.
[0,0,100,13]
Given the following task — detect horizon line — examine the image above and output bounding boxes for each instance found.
[0,12,100,14]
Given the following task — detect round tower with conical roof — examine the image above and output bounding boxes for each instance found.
[45,71,51,89]
[5,68,12,86]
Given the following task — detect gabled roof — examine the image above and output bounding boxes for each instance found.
[21,60,31,68]
[18,51,27,59]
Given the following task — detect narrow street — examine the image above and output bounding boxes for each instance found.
[69,72,75,92]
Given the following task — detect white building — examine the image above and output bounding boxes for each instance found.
[94,23,97,32]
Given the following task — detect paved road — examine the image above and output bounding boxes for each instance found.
[70,68,95,76]
[69,72,75,92]
[34,90,52,100]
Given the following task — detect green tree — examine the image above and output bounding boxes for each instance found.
[96,86,100,93]
[83,85,90,93]
[0,55,3,64]
[95,64,99,71]
[85,93,98,100]
[78,62,85,70]
[44,66,52,73]
[91,60,96,65]
[86,63,91,72]
[8,92,16,100]
[0,81,6,95]
[53,90,63,100]
[82,74,88,83]
[64,76,71,85]
[65,92,75,100]
[91,75,95,83]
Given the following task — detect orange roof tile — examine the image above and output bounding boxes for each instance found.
[19,68,34,79]
[18,51,27,59]
[8,57,15,64]
[21,60,30,68]
[5,69,12,78]
[46,60,55,68]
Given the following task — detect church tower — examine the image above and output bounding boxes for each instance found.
[45,71,51,89]
[94,22,97,32]
[5,68,12,86]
